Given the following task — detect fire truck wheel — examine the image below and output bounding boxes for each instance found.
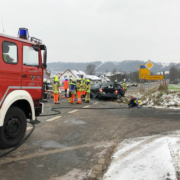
[0,106,27,149]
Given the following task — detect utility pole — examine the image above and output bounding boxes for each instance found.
[163,71,168,94]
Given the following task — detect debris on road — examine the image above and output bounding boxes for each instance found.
[103,133,180,180]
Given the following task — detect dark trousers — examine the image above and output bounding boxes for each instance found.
[69,91,71,98]
[65,89,67,97]
[128,99,137,107]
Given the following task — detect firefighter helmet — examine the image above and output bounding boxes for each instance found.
[54,76,59,82]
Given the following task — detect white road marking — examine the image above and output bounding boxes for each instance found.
[27,127,33,131]
[68,110,78,114]
[46,116,62,122]
[93,102,99,105]
[83,105,90,108]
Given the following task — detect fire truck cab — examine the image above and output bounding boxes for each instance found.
[0,28,47,148]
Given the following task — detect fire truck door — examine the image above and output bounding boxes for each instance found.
[22,44,42,100]
[0,40,21,107]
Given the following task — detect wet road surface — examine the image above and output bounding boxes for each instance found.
[1,98,180,180]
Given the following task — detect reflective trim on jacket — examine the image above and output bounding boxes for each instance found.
[53,82,61,94]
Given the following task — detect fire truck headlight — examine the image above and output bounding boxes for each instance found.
[18,28,29,40]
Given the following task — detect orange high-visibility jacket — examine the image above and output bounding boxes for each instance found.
[64,80,69,89]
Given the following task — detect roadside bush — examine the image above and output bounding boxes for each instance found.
[159,84,168,91]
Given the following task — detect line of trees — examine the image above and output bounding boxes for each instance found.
[85,64,180,83]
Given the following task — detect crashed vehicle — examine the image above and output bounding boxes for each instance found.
[91,82,119,100]
[91,83,102,98]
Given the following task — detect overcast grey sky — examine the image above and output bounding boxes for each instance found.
[0,0,180,63]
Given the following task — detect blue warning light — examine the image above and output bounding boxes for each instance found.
[18,28,29,40]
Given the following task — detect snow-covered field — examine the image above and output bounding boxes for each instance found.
[103,133,180,180]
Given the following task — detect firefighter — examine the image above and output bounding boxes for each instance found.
[3,45,14,63]
[85,79,91,103]
[70,78,76,104]
[122,79,127,93]
[81,78,87,101]
[76,78,82,104]
[128,96,136,108]
[53,76,61,104]
[64,79,68,98]
[128,96,141,108]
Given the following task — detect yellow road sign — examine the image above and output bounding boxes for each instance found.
[144,75,164,80]
[145,60,154,70]
[139,65,150,79]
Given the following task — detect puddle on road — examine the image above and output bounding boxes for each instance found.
[30,139,67,149]
[58,118,86,126]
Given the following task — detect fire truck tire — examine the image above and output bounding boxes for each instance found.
[0,106,27,149]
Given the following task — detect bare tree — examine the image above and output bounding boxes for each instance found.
[85,64,96,75]
[112,68,117,74]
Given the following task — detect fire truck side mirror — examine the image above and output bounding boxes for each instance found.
[40,45,47,69]
[42,51,47,69]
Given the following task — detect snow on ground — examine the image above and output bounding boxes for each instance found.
[142,91,180,108]
[103,134,179,180]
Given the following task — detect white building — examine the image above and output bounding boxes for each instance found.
[85,75,101,85]
[60,69,111,84]
[59,69,86,82]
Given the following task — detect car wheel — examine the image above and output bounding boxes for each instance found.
[98,94,101,100]
[0,106,27,149]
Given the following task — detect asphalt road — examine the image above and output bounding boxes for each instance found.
[1,96,180,180]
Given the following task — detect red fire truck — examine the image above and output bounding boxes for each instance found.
[0,28,47,148]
